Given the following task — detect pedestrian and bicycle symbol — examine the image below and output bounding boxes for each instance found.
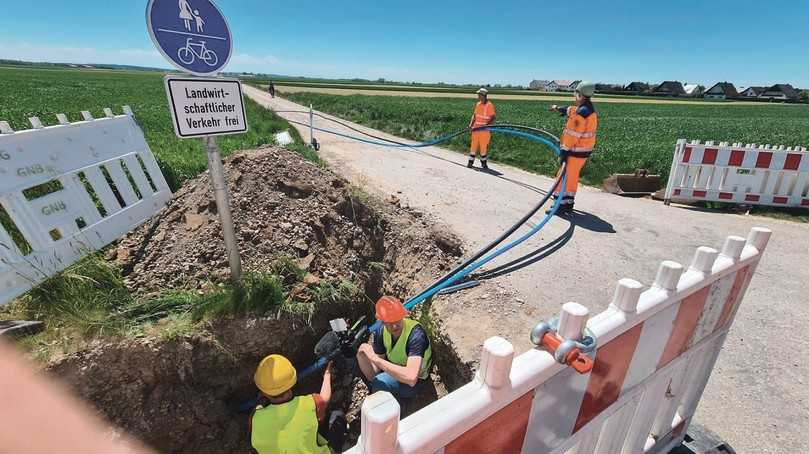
[146,0,232,76]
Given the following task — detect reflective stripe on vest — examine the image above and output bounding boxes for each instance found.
[562,128,596,139]
[560,106,598,153]
[382,318,433,380]
[474,102,494,127]
[251,395,330,454]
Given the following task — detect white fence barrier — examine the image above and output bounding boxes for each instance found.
[347,227,771,454]
[0,107,171,305]
[664,139,809,208]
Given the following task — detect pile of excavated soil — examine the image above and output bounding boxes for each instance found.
[51,146,468,454]
[113,146,463,299]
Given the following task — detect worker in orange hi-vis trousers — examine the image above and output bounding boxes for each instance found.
[547,81,598,215]
[468,87,496,170]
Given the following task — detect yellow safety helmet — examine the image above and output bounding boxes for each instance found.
[254,354,297,396]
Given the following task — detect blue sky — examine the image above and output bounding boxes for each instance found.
[1,0,807,88]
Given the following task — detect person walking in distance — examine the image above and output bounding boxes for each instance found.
[547,81,598,214]
[468,87,496,170]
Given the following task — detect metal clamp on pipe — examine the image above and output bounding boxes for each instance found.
[530,316,596,374]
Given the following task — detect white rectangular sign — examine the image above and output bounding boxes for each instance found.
[164,76,248,138]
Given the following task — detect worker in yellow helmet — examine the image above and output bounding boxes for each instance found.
[250,354,345,453]
[356,296,433,414]
[468,87,496,170]
[548,81,598,214]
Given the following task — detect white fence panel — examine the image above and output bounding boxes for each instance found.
[664,139,809,208]
[346,227,771,454]
[0,107,171,305]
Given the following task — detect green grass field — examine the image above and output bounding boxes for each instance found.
[0,66,311,190]
[0,66,326,358]
[283,92,809,185]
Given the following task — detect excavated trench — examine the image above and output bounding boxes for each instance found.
[47,147,475,453]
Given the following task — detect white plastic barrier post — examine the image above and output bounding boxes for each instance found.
[0,107,171,305]
[478,336,515,389]
[664,139,809,208]
[345,227,772,454]
[357,392,399,454]
[558,302,589,340]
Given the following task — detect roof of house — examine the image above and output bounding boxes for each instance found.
[683,84,702,94]
[654,81,686,94]
[551,80,574,87]
[741,86,766,93]
[763,84,799,98]
[530,79,551,85]
[625,82,650,90]
[705,82,738,97]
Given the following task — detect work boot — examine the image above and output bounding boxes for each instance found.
[546,202,573,216]
[467,158,474,168]
[481,159,489,170]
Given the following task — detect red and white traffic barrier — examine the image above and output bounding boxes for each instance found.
[664,139,809,208]
[346,227,771,454]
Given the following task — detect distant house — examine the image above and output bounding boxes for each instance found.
[529,79,551,91]
[683,84,704,97]
[739,86,766,98]
[567,80,582,92]
[596,83,623,92]
[543,80,575,92]
[653,81,686,96]
[624,82,650,93]
[759,84,799,101]
[704,82,738,100]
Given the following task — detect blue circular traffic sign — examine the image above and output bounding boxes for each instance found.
[146,0,232,76]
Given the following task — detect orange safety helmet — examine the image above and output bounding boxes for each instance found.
[375,296,409,323]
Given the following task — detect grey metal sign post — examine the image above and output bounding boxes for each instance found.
[148,0,244,282]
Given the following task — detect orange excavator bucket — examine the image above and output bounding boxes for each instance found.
[602,169,661,196]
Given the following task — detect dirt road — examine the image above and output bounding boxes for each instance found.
[245,85,808,453]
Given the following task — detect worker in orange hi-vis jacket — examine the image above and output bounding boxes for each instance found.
[468,87,496,170]
[547,81,598,215]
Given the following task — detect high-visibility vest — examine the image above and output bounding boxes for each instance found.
[382,318,433,380]
[560,106,598,155]
[251,395,330,454]
[473,101,496,128]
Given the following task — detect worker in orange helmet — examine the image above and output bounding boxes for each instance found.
[250,354,346,453]
[356,296,433,410]
[548,81,598,214]
[468,87,496,170]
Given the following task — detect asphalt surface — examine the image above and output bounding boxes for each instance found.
[246,85,808,453]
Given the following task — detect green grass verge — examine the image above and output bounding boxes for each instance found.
[1,254,361,362]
